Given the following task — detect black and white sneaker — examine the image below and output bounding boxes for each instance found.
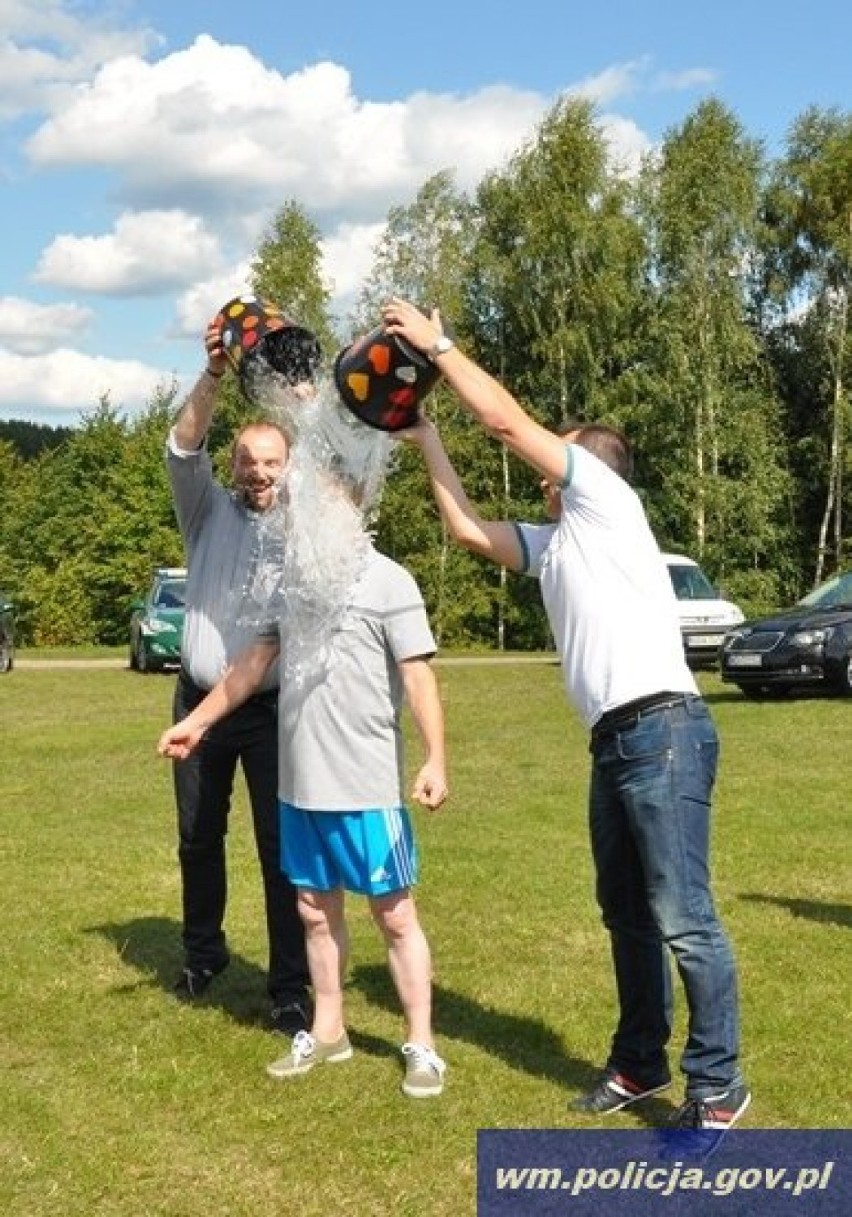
[173,960,228,1000]
[571,1071,671,1114]
[671,1083,752,1130]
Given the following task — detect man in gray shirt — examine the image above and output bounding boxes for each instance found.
[165,318,309,1034]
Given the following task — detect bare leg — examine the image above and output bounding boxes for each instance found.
[370,890,433,1045]
[298,887,348,1041]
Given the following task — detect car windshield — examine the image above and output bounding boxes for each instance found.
[154,580,186,609]
[667,564,718,601]
[798,571,852,610]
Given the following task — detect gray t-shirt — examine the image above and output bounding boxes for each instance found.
[167,431,279,692]
[273,548,436,811]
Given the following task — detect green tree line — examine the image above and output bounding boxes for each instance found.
[0,97,849,648]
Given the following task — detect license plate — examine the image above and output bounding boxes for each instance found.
[688,634,724,648]
[726,653,763,668]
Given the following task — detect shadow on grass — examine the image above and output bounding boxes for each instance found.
[84,915,273,1028]
[740,893,852,929]
[350,964,675,1125]
[346,960,679,1125]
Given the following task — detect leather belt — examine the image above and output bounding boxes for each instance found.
[179,668,278,707]
[591,691,689,744]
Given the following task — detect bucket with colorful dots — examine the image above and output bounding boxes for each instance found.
[216,295,322,403]
[332,325,439,432]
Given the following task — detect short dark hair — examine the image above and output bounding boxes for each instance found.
[572,423,633,482]
[554,416,584,439]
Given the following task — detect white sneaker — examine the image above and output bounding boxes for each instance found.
[401,1042,446,1098]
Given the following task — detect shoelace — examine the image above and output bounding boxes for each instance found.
[290,1030,316,1064]
[674,1098,712,1128]
[401,1042,445,1076]
[181,967,211,996]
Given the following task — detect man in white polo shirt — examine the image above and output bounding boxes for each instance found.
[385,297,750,1133]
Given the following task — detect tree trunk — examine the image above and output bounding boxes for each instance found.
[815,289,848,585]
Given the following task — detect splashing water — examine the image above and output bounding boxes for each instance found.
[240,361,393,687]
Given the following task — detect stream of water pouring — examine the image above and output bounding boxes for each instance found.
[240,364,394,687]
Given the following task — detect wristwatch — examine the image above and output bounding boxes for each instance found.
[426,335,454,362]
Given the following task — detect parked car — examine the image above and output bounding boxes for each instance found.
[720,569,852,698]
[0,594,14,673]
[663,553,745,669]
[129,567,187,673]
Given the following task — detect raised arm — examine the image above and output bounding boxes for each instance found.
[399,657,448,810]
[402,418,524,571]
[157,638,279,760]
[382,298,569,487]
[172,318,229,451]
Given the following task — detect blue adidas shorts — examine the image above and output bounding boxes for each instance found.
[279,802,420,896]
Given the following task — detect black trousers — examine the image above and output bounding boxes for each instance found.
[172,673,309,1002]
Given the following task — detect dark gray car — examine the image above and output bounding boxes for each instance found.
[720,570,852,698]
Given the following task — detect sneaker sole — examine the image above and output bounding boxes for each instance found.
[266,1045,353,1080]
[573,1079,671,1114]
[701,1090,752,1130]
[402,1080,444,1099]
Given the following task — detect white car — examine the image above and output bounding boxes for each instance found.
[663,553,745,669]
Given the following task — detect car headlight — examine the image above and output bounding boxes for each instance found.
[141,617,174,635]
[722,627,751,649]
[789,627,830,648]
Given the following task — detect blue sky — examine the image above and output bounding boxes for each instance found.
[2,0,849,424]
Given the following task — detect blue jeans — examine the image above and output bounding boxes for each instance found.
[589,695,742,1098]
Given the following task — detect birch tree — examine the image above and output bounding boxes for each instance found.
[762,108,852,583]
[636,98,791,605]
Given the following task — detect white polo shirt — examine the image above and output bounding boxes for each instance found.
[515,444,697,728]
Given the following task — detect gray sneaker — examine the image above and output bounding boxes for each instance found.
[266,1029,353,1080]
[401,1042,446,1098]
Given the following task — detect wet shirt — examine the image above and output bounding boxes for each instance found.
[266,548,436,811]
[167,431,280,692]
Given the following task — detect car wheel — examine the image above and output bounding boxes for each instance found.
[739,684,769,700]
[0,639,12,673]
[740,683,789,700]
[834,654,852,696]
[135,638,151,673]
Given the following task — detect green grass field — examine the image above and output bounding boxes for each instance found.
[1,663,850,1216]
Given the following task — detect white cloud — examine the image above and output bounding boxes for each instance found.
[0,295,91,355]
[572,59,651,107]
[2,11,690,417]
[172,264,254,341]
[25,35,547,224]
[0,0,158,121]
[653,68,718,92]
[320,221,386,317]
[598,115,654,177]
[0,346,176,413]
[18,34,550,338]
[33,210,223,295]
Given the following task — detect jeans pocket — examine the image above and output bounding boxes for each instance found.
[615,714,670,761]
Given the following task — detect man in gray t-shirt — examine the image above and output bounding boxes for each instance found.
[165,316,309,1034]
[158,533,449,1098]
